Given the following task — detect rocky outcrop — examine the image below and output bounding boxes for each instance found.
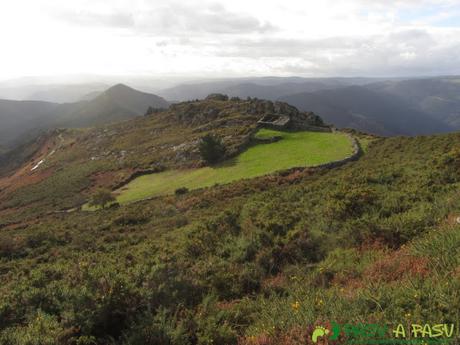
[169,95,330,132]
[247,99,328,131]
[205,94,229,101]
[170,102,224,126]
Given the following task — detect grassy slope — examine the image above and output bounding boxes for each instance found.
[0,99,261,223]
[1,133,460,344]
[116,129,353,204]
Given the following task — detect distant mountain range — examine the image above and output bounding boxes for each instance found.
[0,82,109,103]
[280,77,460,136]
[156,77,384,101]
[1,76,460,150]
[0,84,169,149]
[158,76,460,136]
[368,77,460,129]
[280,85,452,136]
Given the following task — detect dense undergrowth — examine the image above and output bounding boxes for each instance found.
[1,132,460,344]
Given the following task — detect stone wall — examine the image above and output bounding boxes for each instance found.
[111,165,166,191]
[314,134,362,168]
[276,134,362,176]
[289,124,332,132]
[109,133,362,207]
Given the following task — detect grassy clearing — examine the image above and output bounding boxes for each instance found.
[116,129,353,204]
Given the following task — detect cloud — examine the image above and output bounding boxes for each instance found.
[1,0,460,79]
[54,2,275,35]
[136,3,276,35]
[56,10,135,28]
[216,37,368,58]
[209,28,460,76]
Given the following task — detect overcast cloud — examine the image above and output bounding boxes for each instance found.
[0,0,459,80]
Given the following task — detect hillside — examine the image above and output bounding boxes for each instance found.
[0,103,459,343]
[280,85,453,136]
[369,77,460,128]
[55,84,170,127]
[159,76,460,136]
[0,84,169,149]
[0,96,329,222]
[0,99,62,147]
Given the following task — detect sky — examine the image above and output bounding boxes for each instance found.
[0,0,460,81]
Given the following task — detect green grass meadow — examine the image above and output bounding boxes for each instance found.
[116,129,353,204]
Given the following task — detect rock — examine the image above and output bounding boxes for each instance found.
[206,108,220,118]
[205,94,229,101]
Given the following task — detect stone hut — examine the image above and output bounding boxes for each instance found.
[257,114,291,129]
[253,100,331,132]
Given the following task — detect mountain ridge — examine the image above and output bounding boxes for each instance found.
[280,85,453,136]
[156,76,460,136]
[0,84,169,148]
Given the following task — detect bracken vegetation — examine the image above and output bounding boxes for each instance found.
[1,129,460,344]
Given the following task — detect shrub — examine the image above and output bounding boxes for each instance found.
[436,148,460,183]
[122,310,191,345]
[198,134,226,164]
[175,187,189,196]
[145,106,166,116]
[89,189,116,209]
[0,235,26,259]
[113,213,150,226]
[145,106,155,116]
[0,311,64,345]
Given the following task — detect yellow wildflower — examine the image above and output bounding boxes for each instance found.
[291,301,300,311]
[317,299,324,306]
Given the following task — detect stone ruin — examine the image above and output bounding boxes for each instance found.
[257,114,291,128]
[249,99,330,132]
[169,94,331,132]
